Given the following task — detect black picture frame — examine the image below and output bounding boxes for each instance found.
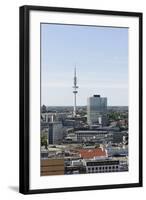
[19,5,143,194]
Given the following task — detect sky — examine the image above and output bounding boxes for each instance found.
[41,23,128,106]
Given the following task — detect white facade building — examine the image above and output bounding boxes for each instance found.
[75,130,112,143]
[84,159,120,173]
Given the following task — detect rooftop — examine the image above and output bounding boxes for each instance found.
[75,130,107,134]
[79,148,106,159]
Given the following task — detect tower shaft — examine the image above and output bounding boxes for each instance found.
[73,67,78,117]
[74,92,77,116]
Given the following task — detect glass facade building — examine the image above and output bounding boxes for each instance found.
[87,95,107,125]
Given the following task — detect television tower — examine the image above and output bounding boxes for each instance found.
[73,67,78,117]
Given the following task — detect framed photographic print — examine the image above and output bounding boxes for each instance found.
[19,5,143,194]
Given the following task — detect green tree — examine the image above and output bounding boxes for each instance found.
[41,135,48,149]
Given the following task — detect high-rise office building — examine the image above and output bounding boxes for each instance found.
[48,122,63,144]
[87,95,107,125]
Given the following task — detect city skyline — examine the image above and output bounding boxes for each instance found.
[41,24,128,106]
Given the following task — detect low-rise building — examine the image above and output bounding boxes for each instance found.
[83,159,120,173]
[107,146,128,157]
[75,130,112,143]
[112,131,128,143]
[41,147,48,159]
[41,158,64,176]
[79,148,107,159]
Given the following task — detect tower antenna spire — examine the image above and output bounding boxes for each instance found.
[73,66,78,117]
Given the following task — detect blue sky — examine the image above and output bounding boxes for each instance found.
[41,24,128,106]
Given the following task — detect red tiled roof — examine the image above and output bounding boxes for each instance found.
[79,148,106,159]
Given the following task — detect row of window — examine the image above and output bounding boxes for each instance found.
[87,170,119,173]
[87,165,119,171]
[87,161,119,166]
